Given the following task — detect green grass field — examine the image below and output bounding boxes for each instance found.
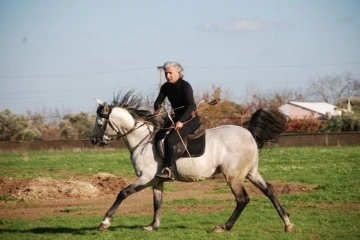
[0,146,359,239]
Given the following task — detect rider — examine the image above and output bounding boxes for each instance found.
[154,61,200,181]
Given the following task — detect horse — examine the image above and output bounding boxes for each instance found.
[90,91,294,233]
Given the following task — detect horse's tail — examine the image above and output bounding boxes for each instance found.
[246,107,290,149]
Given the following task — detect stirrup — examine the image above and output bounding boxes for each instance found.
[156,167,175,182]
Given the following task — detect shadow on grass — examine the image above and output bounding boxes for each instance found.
[0,224,191,235]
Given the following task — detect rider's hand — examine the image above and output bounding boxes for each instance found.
[154,109,161,116]
[174,121,183,130]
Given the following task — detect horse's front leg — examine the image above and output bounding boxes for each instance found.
[98,183,149,231]
[143,181,164,231]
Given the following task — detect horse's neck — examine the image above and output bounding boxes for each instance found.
[123,122,153,152]
[110,108,154,152]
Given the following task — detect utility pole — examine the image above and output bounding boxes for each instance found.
[157,66,163,89]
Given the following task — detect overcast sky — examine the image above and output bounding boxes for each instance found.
[1,0,359,115]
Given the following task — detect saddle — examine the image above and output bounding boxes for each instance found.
[156,123,206,159]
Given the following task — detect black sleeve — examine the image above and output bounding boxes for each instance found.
[154,85,166,111]
[178,82,196,122]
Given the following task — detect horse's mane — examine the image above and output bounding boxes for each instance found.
[111,91,162,128]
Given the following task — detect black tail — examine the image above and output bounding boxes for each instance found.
[246,107,290,149]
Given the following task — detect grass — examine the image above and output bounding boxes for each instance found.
[0,150,133,179]
[260,146,360,203]
[0,146,360,239]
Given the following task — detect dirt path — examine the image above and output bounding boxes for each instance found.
[0,173,315,220]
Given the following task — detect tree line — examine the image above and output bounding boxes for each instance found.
[1,70,359,141]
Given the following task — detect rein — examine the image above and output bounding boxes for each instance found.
[119,122,148,140]
[106,117,147,141]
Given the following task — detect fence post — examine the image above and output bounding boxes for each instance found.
[325,134,328,146]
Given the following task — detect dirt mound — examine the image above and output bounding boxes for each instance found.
[91,172,128,194]
[0,173,128,201]
[0,176,29,197]
[274,182,314,194]
[16,178,102,200]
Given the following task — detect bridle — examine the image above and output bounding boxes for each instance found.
[108,120,147,141]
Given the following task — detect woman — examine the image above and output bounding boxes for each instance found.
[154,61,200,181]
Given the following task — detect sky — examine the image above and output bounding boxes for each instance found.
[0,0,359,115]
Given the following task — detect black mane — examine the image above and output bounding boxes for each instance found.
[111,91,161,127]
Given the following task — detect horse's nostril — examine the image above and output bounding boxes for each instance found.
[90,138,98,145]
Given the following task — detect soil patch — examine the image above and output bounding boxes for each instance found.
[0,173,128,201]
[91,172,128,194]
[0,174,317,220]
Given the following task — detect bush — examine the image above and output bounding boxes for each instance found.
[286,115,360,133]
[286,118,326,133]
[326,115,360,132]
[59,112,95,140]
[0,109,41,141]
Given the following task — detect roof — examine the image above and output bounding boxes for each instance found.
[288,101,338,115]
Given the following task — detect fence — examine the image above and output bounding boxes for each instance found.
[276,132,360,147]
[0,132,359,152]
[0,140,126,152]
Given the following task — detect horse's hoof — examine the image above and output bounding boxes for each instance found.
[97,223,110,231]
[285,223,295,232]
[212,225,226,233]
[143,225,158,231]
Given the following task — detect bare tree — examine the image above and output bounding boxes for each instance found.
[306,70,360,104]
[243,82,306,112]
[266,88,306,106]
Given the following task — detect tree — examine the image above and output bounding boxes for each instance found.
[265,89,306,107]
[59,112,95,140]
[242,80,306,112]
[0,109,41,141]
[26,112,61,140]
[306,70,360,104]
[198,86,246,128]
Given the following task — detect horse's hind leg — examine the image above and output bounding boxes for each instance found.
[213,177,250,233]
[247,170,294,232]
[143,181,164,231]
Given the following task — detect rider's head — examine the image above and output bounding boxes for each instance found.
[162,61,184,84]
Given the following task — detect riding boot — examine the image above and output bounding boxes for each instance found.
[156,145,178,181]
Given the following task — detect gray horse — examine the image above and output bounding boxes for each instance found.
[90,91,294,233]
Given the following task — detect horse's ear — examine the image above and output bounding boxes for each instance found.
[96,98,104,106]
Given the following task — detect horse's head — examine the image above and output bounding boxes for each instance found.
[90,98,118,145]
[90,91,162,147]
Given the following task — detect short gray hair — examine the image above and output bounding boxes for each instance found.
[162,61,184,78]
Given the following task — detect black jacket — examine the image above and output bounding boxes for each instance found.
[154,78,196,123]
